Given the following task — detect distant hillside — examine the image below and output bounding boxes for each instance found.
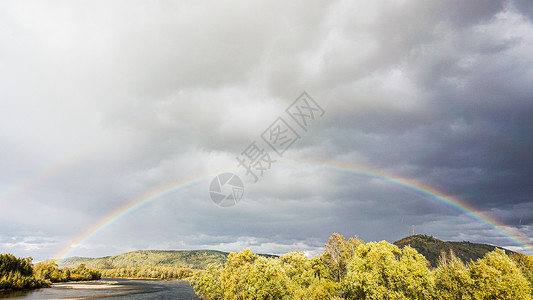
[394,234,516,267]
[59,236,516,270]
[59,250,277,270]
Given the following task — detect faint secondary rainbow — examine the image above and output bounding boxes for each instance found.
[0,136,106,210]
[55,160,533,261]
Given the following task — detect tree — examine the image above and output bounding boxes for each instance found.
[0,254,34,277]
[190,264,224,300]
[342,241,434,299]
[241,257,292,299]
[0,254,48,290]
[220,249,258,299]
[280,251,312,287]
[469,248,531,300]
[510,252,533,291]
[323,233,363,282]
[190,234,533,299]
[434,250,474,299]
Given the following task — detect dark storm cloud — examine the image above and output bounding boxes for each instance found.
[311,0,533,210]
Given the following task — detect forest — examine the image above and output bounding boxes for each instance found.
[191,233,533,300]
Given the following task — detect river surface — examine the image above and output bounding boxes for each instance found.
[0,278,200,299]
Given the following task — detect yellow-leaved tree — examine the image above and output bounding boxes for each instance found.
[342,241,434,300]
[510,252,533,292]
[240,257,292,299]
[434,250,474,299]
[282,251,341,299]
[190,263,224,300]
[323,233,363,282]
[220,248,258,299]
[469,248,531,300]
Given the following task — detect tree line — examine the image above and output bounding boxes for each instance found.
[34,261,101,282]
[0,254,101,291]
[99,266,193,279]
[191,233,533,300]
[0,254,48,291]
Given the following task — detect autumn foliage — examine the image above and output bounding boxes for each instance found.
[191,233,533,299]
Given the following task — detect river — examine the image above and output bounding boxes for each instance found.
[0,278,201,299]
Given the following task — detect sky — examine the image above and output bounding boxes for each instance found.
[0,0,532,261]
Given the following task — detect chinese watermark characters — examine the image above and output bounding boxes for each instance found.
[209,92,324,207]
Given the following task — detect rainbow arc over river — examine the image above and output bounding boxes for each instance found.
[55,160,533,261]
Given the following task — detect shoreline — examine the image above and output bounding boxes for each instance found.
[98,276,192,281]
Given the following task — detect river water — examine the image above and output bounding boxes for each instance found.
[0,278,200,299]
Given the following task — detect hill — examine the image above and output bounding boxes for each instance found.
[59,236,517,270]
[394,234,516,267]
[59,249,277,270]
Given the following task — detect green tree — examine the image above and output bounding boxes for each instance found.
[0,254,33,277]
[0,254,48,290]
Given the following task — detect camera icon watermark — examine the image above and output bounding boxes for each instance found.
[209,173,244,207]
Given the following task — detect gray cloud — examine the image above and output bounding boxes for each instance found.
[0,0,532,260]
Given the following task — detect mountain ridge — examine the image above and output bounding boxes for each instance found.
[59,249,278,269]
[393,234,516,267]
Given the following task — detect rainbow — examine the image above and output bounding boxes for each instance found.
[291,160,533,254]
[54,160,533,261]
[54,172,215,262]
